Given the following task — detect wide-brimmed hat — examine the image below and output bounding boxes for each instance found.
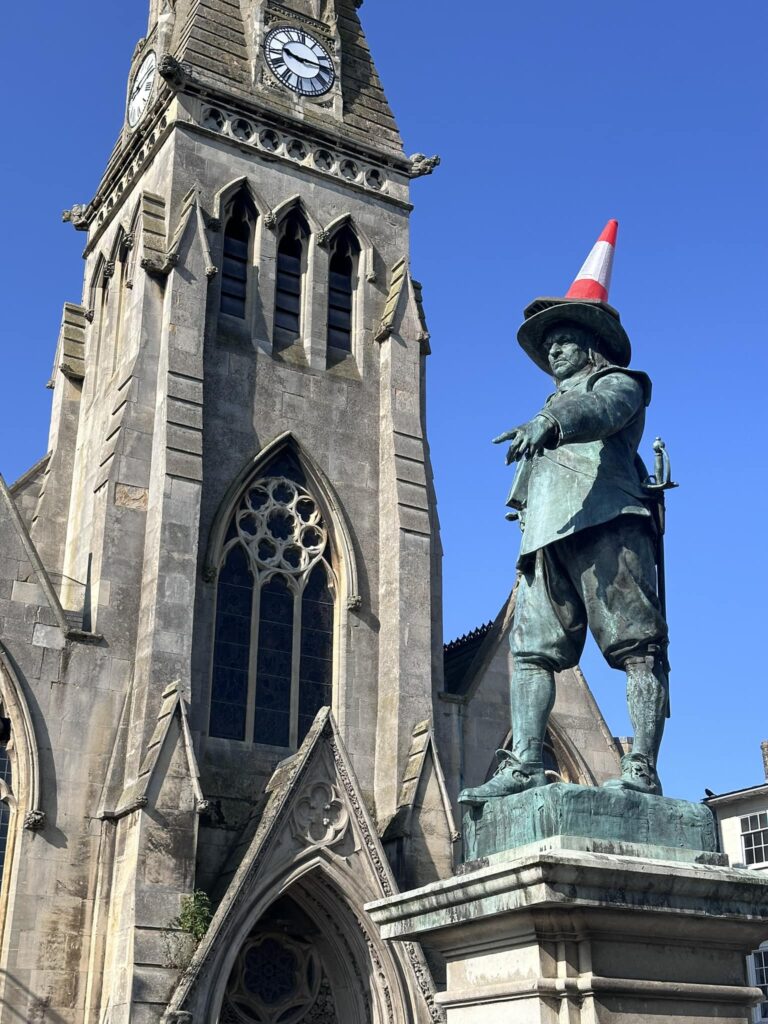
[517,220,631,374]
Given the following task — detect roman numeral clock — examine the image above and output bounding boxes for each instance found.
[264,26,336,97]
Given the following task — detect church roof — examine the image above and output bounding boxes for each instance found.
[443,621,495,695]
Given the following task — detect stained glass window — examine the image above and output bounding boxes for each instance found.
[254,576,294,747]
[222,896,343,1023]
[210,546,254,741]
[299,564,333,743]
[327,228,360,353]
[210,463,335,747]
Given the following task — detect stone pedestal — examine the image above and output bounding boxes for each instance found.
[367,840,768,1023]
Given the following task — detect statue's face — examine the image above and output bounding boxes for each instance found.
[545,326,592,381]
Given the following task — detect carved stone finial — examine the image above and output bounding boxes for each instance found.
[62,204,90,231]
[24,810,45,831]
[159,53,187,89]
[316,229,331,248]
[408,153,441,179]
[264,211,277,230]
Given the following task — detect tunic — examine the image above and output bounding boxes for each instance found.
[507,367,653,558]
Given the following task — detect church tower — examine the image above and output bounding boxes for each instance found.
[0,1,447,1020]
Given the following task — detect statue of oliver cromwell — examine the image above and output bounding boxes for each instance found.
[460,221,669,803]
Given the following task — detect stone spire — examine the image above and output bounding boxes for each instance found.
[761,739,768,781]
[158,0,403,158]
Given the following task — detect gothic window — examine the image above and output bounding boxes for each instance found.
[274,211,309,349]
[89,257,111,386]
[112,234,132,373]
[221,192,258,319]
[210,455,335,747]
[221,896,341,1024]
[0,716,12,891]
[326,227,360,354]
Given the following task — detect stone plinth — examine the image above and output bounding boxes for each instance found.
[463,783,718,861]
[367,842,768,1024]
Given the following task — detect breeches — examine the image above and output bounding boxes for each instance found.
[511,515,668,672]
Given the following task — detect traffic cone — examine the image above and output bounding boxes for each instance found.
[565,220,618,303]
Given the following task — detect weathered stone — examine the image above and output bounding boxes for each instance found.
[368,846,768,1024]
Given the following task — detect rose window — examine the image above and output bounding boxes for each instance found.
[235,478,328,576]
[221,932,340,1023]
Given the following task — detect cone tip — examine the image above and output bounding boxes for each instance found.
[599,219,619,245]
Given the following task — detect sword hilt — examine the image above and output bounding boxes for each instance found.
[644,436,679,493]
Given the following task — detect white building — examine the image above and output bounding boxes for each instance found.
[706,742,768,1023]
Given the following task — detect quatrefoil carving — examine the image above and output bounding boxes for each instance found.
[292,781,348,849]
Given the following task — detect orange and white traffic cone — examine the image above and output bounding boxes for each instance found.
[565,219,618,303]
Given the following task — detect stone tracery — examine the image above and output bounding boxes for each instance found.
[210,462,336,748]
[220,897,341,1024]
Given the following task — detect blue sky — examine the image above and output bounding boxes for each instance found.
[1,2,766,800]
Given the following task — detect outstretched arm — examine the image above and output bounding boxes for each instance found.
[550,372,646,444]
[493,412,559,463]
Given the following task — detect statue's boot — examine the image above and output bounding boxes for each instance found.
[459,750,547,806]
[603,751,662,796]
[603,654,667,796]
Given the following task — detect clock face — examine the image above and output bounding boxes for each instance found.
[127,51,157,128]
[264,27,335,97]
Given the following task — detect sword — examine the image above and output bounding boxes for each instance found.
[644,437,678,711]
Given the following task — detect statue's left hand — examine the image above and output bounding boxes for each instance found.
[493,415,556,464]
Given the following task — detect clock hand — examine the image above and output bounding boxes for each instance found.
[284,46,321,70]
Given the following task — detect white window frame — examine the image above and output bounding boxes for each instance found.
[741,810,768,867]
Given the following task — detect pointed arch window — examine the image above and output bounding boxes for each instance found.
[210,453,335,747]
[221,191,258,319]
[221,896,344,1023]
[274,211,309,349]
[88,257,111,389]
[0,716,13,891]
[327,227,360,354]
[112,233,133,373]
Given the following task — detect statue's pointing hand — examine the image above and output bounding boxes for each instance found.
[493,414,558,464]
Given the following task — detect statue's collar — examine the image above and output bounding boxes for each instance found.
[556,367,594,393]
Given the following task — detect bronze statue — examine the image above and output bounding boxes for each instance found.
[460,225,670,804]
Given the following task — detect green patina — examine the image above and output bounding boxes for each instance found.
[460,290,677,807]
[463,783,718,862]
